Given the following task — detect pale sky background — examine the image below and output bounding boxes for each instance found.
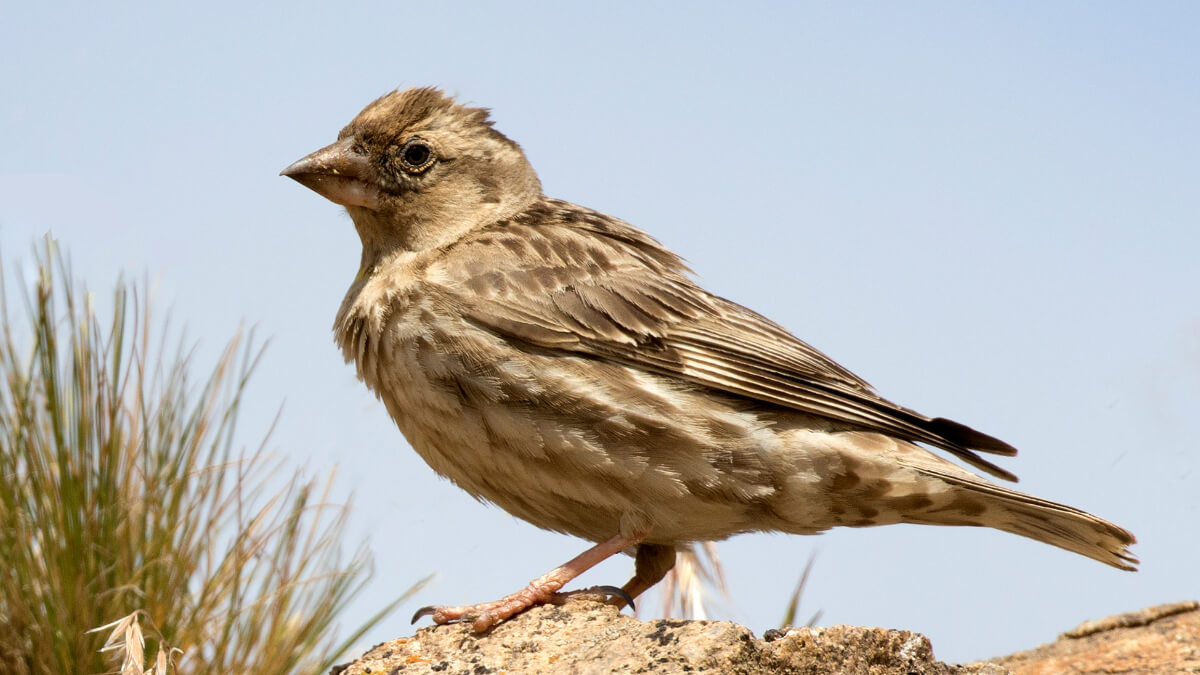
[2,2,1197,664]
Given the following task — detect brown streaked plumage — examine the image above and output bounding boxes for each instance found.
[282,87,1137,632]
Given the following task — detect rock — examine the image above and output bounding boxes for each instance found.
[332,601,1000,674]
[983,601,1200,674]
[331,600,1200,674]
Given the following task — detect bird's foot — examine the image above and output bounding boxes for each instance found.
[411,583,556,633]
[412,584,632,632]
[411,534,644,632]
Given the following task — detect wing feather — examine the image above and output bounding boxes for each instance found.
[443,199,1018,480]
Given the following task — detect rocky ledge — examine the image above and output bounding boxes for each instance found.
[332,600,1199,674]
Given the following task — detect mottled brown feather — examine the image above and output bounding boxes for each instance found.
[444,204,1019,480]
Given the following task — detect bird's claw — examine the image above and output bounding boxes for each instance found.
[583,584,636,611]
[410,605,438,624]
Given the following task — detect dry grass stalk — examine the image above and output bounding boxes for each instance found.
[653,542,728,620]
[0,238,420,674]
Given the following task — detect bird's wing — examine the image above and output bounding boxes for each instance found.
[434,207,1018,480]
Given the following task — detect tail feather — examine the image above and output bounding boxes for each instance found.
[912,467,1138,570]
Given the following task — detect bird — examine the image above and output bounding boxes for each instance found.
[281,87,1137,633]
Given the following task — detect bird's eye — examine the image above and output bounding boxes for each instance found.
[399,139,434,173]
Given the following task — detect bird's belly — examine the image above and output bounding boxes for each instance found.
[357,316,820,543]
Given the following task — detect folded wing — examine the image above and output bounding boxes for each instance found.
[437,201,1019,481]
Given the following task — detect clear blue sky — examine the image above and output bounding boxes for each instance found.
[2,2,1197,664]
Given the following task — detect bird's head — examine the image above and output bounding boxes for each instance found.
[283,87,542,260]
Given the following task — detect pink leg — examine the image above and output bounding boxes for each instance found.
[413,533,641,632]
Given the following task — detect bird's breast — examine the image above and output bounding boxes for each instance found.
[335,290,829,543]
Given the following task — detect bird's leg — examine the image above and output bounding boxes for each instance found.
[610,543,677,608]
[412,532,642,632]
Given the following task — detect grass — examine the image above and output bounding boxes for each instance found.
[0,238,421,674]
[655,542,728,620]
[654,544,822,629]
[780,553,822,629]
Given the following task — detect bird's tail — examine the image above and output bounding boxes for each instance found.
[901,465,1138,570]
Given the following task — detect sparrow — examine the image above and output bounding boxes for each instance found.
[282,87,1137,632]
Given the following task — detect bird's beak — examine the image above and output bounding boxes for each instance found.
[281,137,381,210]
